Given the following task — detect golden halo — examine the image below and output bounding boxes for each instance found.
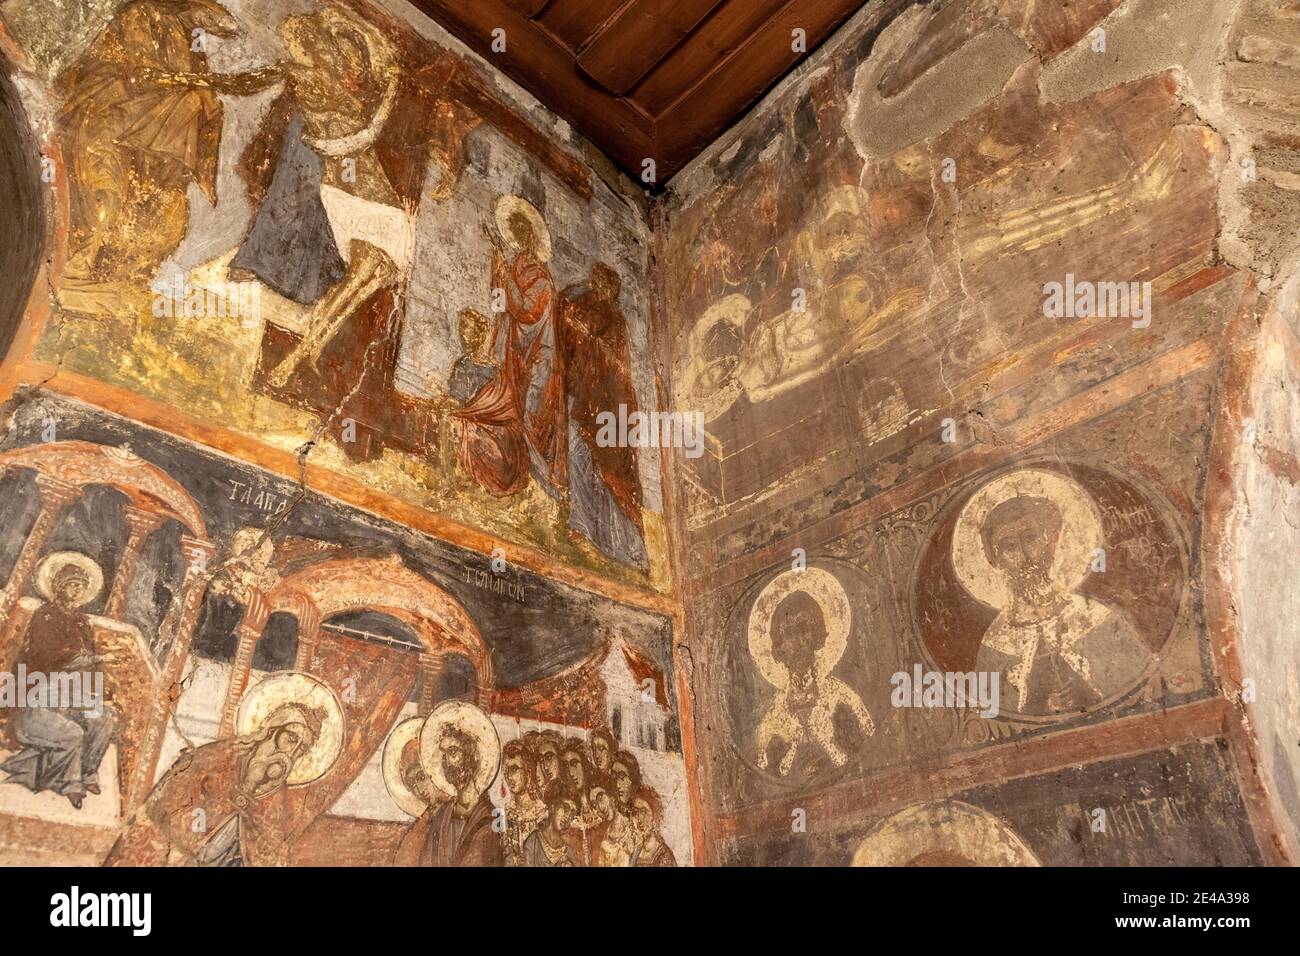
[418,700,501,800]
[382,716,431,817]
[236,672,344,786]
[677,293,751,421]
[494,195,552,262]
[35,552,103,607]
[851,800,1041,866]
[952,468,1103,609]
[747,567,851,689]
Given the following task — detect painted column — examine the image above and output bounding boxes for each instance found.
[0,472,80,638]
[103,505,163,621]
[293,595,322,671]
[419,652,447,715]
[218,589,271,738]
[126,535,215,810]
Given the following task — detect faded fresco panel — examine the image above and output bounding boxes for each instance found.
[655,0,1286,865]
[700,371,1214,813]
[723,743,1261,866]
[663,6,1220,547]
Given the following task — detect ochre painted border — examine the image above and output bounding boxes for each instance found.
[13,358,678,615]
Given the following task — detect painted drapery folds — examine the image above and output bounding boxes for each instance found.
[0,0,689,866]
[3,0,666,593]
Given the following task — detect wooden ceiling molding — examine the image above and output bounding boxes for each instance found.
[409,0,872,184]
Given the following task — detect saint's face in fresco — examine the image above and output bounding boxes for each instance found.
[982,496,1066,611]
[402,760,442,808]
[955,470,1153,716]
[503,751,530,795]
[770,590,828,686]
[534,739,561,790]
[243,717,315,799]
[438,728,479,795]
[563,749,586,792]
[51,565,92,611]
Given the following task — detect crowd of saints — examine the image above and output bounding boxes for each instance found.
[499,726,676,867]
[387,709,676,868]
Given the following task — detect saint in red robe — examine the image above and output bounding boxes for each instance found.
[453,252,567,498]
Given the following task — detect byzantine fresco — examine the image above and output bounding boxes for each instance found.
[914,463,1185,720]
[705,366,1210,811]
[663,0,1276,862]
[0,394,691,866]
[662,0,1220,544]
[0,44,42,357]
[0,0,666,590]
[722,743,1262,866]
[2,0,1291,868]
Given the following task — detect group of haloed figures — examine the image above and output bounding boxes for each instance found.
[501,727,676,867]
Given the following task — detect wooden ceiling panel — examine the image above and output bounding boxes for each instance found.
[657,0,870,162]
[630,0,781,118]
[577,0,728,96]
[536,0,629,50]
[408,0,875,183]
[505,0,550,16]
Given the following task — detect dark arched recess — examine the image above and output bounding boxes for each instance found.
[0,52,44,361]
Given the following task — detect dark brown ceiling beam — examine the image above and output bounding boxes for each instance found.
[408,0,657,178]
[631,0,792,118]
[537,0,633,52]
[655,0,869,177]
[576,0,729,96]
[504,0,550,17]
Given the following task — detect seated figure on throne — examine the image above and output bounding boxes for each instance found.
[1,553,120,810]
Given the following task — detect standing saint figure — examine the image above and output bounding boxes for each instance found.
[453,196,567,498]
[499,738,545,865]
[560,262,647,568]
[394,701,503,866]
[954,469,1151,715]
[2,554,118,809]
[381,715,446,836]
[55,0,277,314]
